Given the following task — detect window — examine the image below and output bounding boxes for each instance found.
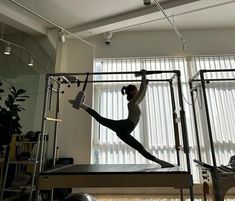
[92,56,235,183]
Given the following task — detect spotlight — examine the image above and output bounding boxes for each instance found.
[58,30,66,43]
[28,57,34,66]
[143,0,151,6]
[4,44,11,55]
[103,32,113,46]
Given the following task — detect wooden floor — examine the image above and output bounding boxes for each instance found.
[95,195,235,201]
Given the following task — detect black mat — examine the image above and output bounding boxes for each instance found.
[41,164,188,175]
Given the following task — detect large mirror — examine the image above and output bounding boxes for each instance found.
[0,23,56,144]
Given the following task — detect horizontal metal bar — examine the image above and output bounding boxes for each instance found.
[191,78,235,82]
[48,70,179,77]
[59,79,171,85]
[201,69,235,73]
[83,79,170,83]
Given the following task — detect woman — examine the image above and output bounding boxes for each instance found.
[71,70,174,168]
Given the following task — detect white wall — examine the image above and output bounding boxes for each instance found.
[57,39,94,164]
[92,28,235,58]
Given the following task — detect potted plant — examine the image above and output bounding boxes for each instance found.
[0,81,29,149]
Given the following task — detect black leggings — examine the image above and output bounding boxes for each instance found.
[86,107,160,163]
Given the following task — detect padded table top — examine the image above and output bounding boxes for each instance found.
[41,164,187,175]
[39,164,193,190]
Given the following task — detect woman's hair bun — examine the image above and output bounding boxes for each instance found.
[121,86,126,95]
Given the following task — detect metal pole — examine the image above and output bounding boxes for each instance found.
[176,71,194,201]
[39,75,50,172]
[200,71,222,200]
[200,71,217,167]
[47,70,178,77]
[202,69,235,73]
[52,82,60,166]
[169,81,180,165]
[193,78,235,82]
[36,75,50,201]
[189,80,202,161]
[62,79,170,85]
[168,80,183,201]
[153,0,186,51]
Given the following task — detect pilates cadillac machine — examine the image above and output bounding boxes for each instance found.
[37,70,194,200]
[189,69,235,201]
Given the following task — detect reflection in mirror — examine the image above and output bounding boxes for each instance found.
[0,23,56,140]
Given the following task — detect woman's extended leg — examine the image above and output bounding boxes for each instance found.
[81,104,120,133]
[117,133,174,168]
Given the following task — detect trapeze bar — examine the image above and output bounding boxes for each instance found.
[47,70,179,77]
[45,117,62,122]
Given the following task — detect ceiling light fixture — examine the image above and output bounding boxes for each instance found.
[28,57,34,66]
[103,32,113,46]
[4,44,11,55]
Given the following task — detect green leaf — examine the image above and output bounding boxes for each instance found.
[19,107,25,111]
[5,100,10,107]
[0,89,4,93]
[15,98,25,102]
[11,86,16,92]
[16,89,26,95]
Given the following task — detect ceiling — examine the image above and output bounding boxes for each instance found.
[0,0,235,37]
[126,0,235,32]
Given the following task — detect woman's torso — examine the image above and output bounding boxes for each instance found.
[127,101,141,126]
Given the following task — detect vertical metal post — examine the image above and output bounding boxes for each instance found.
[176,71,194,201]
[52,82,60,167]
[189,80,202,161]
[200,71,217,167]
[169,80,184,201]
[36,75,50,201]
[200,71,221,201]
[39,74,50,172]
[169,80,180,165]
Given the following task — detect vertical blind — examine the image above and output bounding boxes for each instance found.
[92,56,235,183]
